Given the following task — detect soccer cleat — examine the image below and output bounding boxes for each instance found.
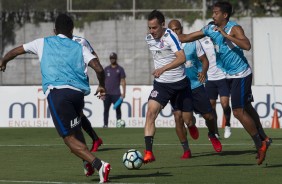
[83,161,94,177]
[257,141,268,165]
[143,150,156,163]
[224,126,232,138]
[181,150,192,159]
[265,137,272,147]
[98,161,111,183]
[209,135,222,152]
[188,125,199,140]
[90,138,103,152]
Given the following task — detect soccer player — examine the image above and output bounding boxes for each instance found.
[199,36,232,139]
[0,14,111,182]
[103,52,126,128]
[72,35,104,176]
[178,1,271,165]
[73,35,103,153]
[168,20,222,159]
[143,10,194,163]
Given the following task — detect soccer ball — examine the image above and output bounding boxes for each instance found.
[122,149,143,169]
[116,119,126,128]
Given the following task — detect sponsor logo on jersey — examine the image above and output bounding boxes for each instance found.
[164,33,169,37]
[146,35,152,40]
[160,40,164,48]
[75,38,81,42]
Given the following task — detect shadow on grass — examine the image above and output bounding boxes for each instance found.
[91,171,172,182]
[192,149,255,158]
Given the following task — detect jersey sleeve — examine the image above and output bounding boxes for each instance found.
[166,30,182,53]
[195,41,205,57]
[81,38,94,53]
[23,38,44,55]
[82,46,96,65]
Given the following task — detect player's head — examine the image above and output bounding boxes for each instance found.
[109,52,117,65]
[168,19,183,35]
[147,10,165,39]
[54,14,74,38]
[212,2,233,25]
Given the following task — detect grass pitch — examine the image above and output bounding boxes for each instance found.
[0,127,281,184]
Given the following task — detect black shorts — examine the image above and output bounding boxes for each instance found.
[47,88,84,137]
[149,78,193,112]
[227,74,254,109]
[205,79,230,100]
[192,85,213,114]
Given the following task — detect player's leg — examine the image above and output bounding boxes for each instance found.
[144,99,162,163]
[173,110,192,159]
[80,112,103,152]
[244,103,272,144]
[217,78,232,138]
[103,94,111,128]
[205,80,220,137]
[47,89,111,180]
[230,75,269,165]
[193,85,222,152]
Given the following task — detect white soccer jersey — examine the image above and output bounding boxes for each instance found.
[145,28,185,83]
[199,37,226,81]
[72,35,94,53]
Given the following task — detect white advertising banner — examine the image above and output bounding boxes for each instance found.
[0,86,281,128]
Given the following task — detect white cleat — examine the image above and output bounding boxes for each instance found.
[99,161,111,183]
[224,126,232,138]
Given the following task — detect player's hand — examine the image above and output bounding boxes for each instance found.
[94,86,106,100]
[214,26,228,37]
[152,68,165,78]
[0,60,6,72]
[198,72,206,83]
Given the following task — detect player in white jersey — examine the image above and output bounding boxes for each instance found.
[143,10,193,164]
[199,36,232,138]
[72,35,104,154]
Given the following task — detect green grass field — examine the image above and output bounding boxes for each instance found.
[0,127,281,184]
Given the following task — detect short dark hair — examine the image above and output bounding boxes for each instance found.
[213,1,233,20]
[55,14,74,34]
[147,10,165,25]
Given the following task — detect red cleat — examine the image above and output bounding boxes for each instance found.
[257,141,268,165]
[181,150,192,159]
[209,135,222,152]
[188,125,199,140]
[83,161,94,177]
[90,138,103,152]
[143,150,156,163]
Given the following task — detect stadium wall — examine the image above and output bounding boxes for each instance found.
[0,85,281,128]
[0,17,281,86]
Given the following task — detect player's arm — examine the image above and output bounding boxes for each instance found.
[120,77,126,98]
[215,26,251,50]
[198,54,209,83]
[178,30,205,43]
[88,58,106,98]
[0,46,26,72]
[152,50,185,78]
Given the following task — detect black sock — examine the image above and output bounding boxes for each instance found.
[223,106,231,127]
[81,116,99,141]
[92,158,102,170]
[145,136,154,151]
[257,127,267,140]
[252,133,262,150]
[181,141,189,151]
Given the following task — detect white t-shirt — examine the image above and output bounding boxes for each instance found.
[23,34,96,65]
[199,37,226,81]
[146,28,185,83]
